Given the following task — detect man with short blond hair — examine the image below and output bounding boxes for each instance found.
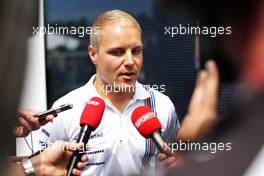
[40,9,180,175]
[90,9,141,50]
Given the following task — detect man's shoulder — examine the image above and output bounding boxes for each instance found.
[52,84,88,107]
[53,76,97,106]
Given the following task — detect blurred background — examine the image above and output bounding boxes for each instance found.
[45,0,239,121]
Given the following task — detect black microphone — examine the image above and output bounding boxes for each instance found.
[66,97,105,176]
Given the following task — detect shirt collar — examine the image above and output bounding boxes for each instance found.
[133,81,151,100]
[84,74,150,101]
[84,74,101,97]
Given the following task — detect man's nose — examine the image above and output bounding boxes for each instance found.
[123,51,135,67]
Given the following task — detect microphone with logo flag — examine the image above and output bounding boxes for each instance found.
[131,106,173,156]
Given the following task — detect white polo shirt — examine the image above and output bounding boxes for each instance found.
[39,75,180,176]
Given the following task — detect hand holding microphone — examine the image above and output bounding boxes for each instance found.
[14,104,73,137]
[66,97,105,176]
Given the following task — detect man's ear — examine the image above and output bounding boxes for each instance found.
[88,45,97,64]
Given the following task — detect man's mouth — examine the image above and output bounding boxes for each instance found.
[119,72,136,79]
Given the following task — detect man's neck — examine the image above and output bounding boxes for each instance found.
[93,77,135,113]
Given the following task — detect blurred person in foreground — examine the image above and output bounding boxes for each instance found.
[0,0,88,175]
[158,0,264,175]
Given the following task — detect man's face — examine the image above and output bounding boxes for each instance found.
[89,21,143,90]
